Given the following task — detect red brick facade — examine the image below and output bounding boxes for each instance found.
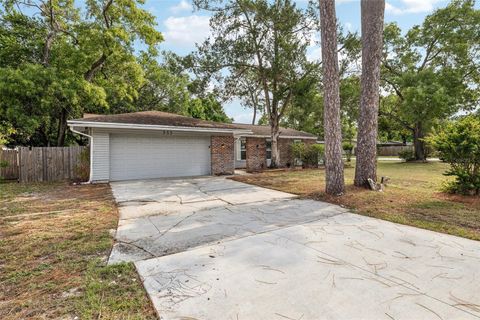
[278,138,295,167]
[246,137,315,171]
[245,137,267,172]
[211,135,234,175]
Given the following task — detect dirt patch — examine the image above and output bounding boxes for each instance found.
[0,182,156,319]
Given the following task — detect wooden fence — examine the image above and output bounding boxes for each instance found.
[0,149,18,180]
[377,145,413,157]
[0,146,87,183]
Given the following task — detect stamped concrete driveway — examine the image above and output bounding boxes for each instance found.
[109,177,480,320]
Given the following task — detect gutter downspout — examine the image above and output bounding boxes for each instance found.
[69,126,93,183]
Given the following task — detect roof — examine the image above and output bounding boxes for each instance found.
[232,123,317,139]
[68,111,316,138]
[69,111,243,130]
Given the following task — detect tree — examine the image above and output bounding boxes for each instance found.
[354,0,385,187]
[193,0,315,168]
[381,0,480,161]
[187,94,233,123]
[0,0,162,146]
[319,0,344,195]
[427,116,480,195]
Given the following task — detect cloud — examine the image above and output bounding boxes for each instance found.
[306,46,322,62]
[170,0,192,13]
[386,0,445,15]
[163,15,211,47]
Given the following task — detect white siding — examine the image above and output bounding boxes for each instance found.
[90,129,110,182]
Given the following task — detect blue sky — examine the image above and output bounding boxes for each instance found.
[148,0,457,123]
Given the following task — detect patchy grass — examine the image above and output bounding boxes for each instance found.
[232,161,480,241]
[0,182,156,320]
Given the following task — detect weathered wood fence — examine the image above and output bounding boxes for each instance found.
[0,149,18,180]
[0,146,87,183]
[377,145,413,157]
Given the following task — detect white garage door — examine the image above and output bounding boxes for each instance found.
[109,134,211,181]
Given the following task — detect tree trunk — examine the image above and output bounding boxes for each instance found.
[319,0,345,195]
[354,0,385,188]
[252,104,257,125]
[413,122,426,161]
[57,108,68,146]
[270,115,280,168]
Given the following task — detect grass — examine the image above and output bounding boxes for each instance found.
[232,160,480,241]
[0,182,156,319]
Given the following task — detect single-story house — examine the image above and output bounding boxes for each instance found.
[67,111,317,182]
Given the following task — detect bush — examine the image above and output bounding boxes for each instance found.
[291,142,324,168]
[74,148,90,182]
[426,116,480,195]
[342,142,354,162]
[398,149,415,162]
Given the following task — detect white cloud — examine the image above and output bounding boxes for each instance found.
[170,0,192,13]
[386,0,445,15]
[307,46,322,62]
[163,15,211,47]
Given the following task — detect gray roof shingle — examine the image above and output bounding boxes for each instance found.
[70,111,316,138]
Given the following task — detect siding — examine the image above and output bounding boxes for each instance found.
[90,128,110,182]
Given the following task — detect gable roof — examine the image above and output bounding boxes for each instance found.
[68,111,316,138]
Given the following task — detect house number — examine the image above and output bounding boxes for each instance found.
[163,130,173,135]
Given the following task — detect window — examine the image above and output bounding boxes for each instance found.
[240,138,246,160]
[266,139,272,160]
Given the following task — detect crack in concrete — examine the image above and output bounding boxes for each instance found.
[271,232,480,319]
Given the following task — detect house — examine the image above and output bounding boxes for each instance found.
[67,111,317,182]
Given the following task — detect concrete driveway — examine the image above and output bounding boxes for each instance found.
[109,177,480,320]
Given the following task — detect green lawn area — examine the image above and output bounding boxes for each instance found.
[232,161,480,241]
[0,182,156,319]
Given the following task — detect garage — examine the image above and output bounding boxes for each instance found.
[109,134,211,181]
[66,111,273,182]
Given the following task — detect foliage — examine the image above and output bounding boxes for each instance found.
[398,149,416,162]
[74,148,90,182]
[187,94,232,123]
[0,0,232,147]
[281,38,361,140]
[193,0,316,167]
[291,142,324,168]
[342,142,354,162]
[381,0,480,160]
[427,116,480,195]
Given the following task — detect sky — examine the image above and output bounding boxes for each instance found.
[147,0,456,123]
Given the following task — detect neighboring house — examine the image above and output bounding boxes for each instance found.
[67,111,317,182]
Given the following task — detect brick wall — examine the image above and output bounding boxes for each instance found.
[245,137,316,171]
[211,135,234,175]
[279,138,316,168]
[246,137,266,172]
[278,138,294,167]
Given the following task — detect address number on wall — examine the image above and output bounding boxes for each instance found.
[162,130,173,135]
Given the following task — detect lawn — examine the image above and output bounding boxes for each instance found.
[0,182,156,319]
[232,161,480,241]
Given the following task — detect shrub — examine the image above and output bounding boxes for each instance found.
[398,149,415,162]
[426,116,480,195]
[291,142,324,168]
[342,142,354,162]
[74,148,90,182]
